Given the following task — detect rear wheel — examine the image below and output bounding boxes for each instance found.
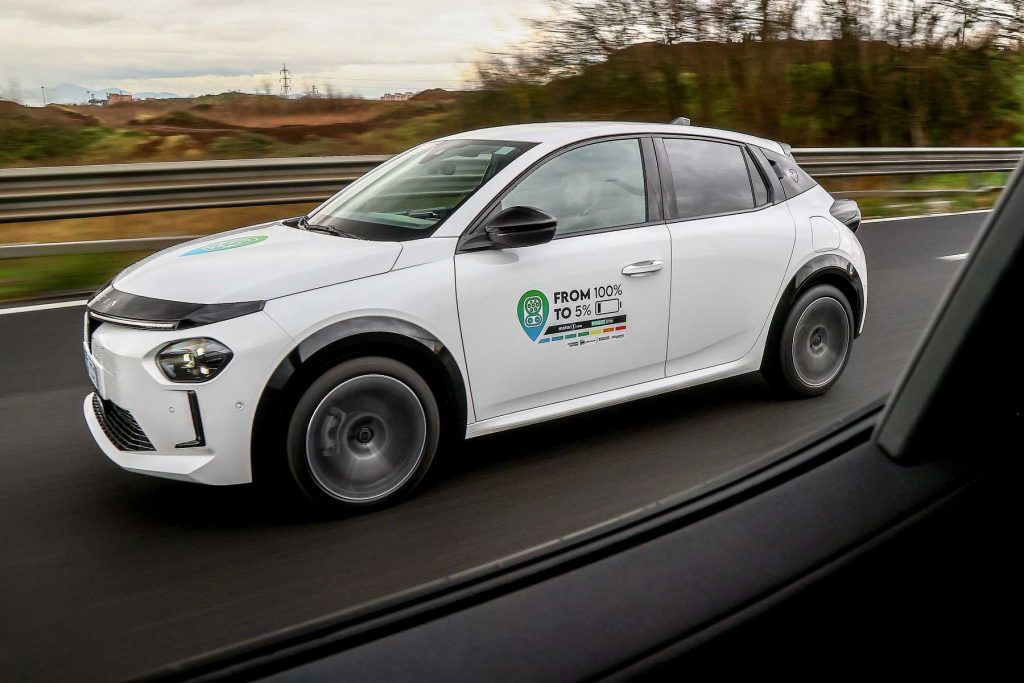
[764,284,854,397]
[286,357,440,509]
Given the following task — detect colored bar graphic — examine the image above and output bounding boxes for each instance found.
[602,327,614,333]
[539,338,550,344]
[615,325,627,331]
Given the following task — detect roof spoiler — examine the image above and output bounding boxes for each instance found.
[669,117,690,126]
[781,142,793,156]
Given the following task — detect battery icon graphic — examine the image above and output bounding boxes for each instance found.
[595,298,620,315]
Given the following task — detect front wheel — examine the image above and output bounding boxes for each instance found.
[286,357,440,509]
[764,284,854,397]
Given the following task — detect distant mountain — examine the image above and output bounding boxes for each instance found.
[44,83,179,104]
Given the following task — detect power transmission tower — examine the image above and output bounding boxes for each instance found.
[279,63,292,98]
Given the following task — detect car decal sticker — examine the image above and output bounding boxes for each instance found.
[180,235,268,256]
[518,286,628,347]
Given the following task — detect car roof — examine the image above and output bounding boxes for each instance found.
[442,121,786,154]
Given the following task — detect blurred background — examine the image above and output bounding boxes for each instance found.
[2,0,1022,301]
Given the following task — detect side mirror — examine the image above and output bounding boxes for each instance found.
[485,206,557,249]
[830,199,862,233]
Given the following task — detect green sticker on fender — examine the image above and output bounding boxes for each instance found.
[181,235,267,257]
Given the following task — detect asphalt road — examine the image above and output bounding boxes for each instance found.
[0,212,986,680]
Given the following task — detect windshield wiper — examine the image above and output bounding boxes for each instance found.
[297,215,363,239]
[395,209,442,220]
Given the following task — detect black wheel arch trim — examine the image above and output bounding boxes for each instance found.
[251,316,469,479]
[779,253,865,339]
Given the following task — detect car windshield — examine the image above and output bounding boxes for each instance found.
[306,139,535,241]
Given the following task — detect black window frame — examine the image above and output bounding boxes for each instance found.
[654,135,780,223]
[457,135,664,253]
[749,144,787,201]
[744,146,772,207]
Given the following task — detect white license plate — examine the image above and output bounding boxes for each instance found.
[84,346,104,398]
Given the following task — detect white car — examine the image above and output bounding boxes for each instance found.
[83,122,867,509]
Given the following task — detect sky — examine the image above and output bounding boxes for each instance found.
[0,0,550,103]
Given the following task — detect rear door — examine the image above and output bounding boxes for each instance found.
[657,137,796,376]
[455,137,672,421]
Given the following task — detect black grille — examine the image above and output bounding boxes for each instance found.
[92,394,155,451]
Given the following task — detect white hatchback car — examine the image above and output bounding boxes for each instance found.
[83,122,867,508]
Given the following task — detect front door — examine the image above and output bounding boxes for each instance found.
[456,138,672,421]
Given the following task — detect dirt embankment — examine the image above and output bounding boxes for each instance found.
[0,91,463,166]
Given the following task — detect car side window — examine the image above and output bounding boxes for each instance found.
[500,139,646,236]
[663,138,757,219]
[745,149,770,206]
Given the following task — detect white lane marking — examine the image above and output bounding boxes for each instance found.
[937,253,969,261]
[863,208,991,224]
[0,299,88,316]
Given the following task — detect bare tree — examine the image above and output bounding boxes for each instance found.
[770,0,805,39]
[997,0,1024,47]
[965,1,1024,46]
[704,0,750,41]
[883,0,946,47]
[527,0,643,75]
[818,0,872,40]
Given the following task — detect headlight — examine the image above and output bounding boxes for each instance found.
[157,338,233,382]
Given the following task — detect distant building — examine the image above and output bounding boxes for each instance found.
[380,92,415,101]
[106,92,134,104]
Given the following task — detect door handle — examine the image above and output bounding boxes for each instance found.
[621,259,664,276]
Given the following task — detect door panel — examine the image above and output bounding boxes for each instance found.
[666,204,795,375]
[657,137,796,376]
[456,225,671,420]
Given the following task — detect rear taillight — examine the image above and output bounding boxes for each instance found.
[830,199,861,233]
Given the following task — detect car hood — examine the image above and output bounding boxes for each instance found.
[113,223,403,303]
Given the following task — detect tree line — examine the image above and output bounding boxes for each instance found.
[457,1,1024,146]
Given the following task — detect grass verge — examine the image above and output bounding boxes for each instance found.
[0,251,152,302]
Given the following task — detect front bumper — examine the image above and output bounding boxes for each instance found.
[84,393,217,480]
[82,310,293,485]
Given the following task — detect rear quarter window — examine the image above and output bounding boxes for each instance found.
[762,148,817,199]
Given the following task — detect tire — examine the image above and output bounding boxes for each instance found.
[763,284,855,397]
[285,356,441,509]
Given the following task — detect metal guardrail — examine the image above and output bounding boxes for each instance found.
[0,155,389,225]
[793,147,1022,177]
[0,147,1019,259]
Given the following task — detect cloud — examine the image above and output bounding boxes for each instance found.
[1,1,120,29]
[1,0,548,100]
